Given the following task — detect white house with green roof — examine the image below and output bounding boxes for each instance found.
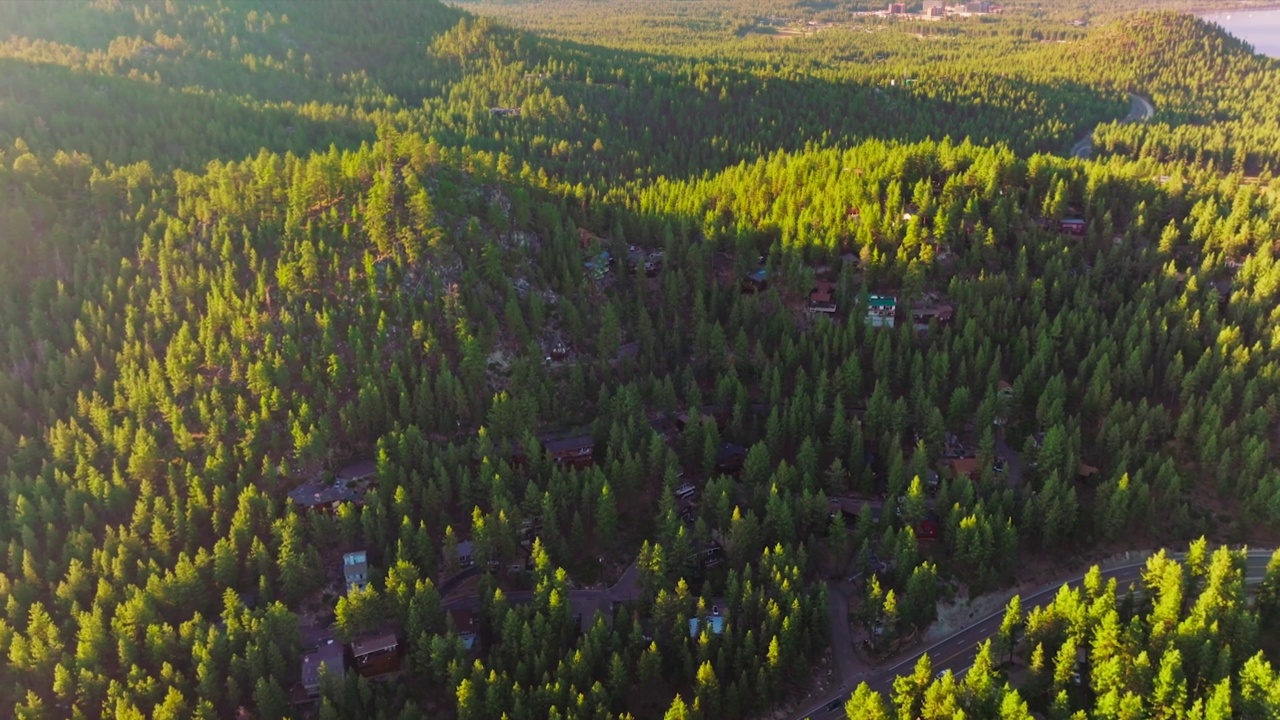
[866,294,897,328]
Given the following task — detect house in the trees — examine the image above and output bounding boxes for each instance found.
[289,459,377,511]
[715,442,749,474]
[1059,217,1087,236]
[343,551,369,594]
[910,303,953,330]
[675,406,721,432]
[916,519,940,541]
[584,250,613,281]
[455,541,475,569]
[449,608,478,650]
[548,339,571,362]
[301,640,345,697]
[626,246,664,276]
[828,497,882,524]
[997,379,1014,400]
[866,295,897,328]
[741,269,768,293]
[350,632,401,679]
[288,481,358,510]
[539,434,596,468]
[809,280,837,313]
[649,414,679,441]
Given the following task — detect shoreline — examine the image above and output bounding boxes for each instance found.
[1188,4,1280,59]
[1190,3,1280,16]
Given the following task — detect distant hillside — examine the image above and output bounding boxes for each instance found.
[1054,11,1280,173]
[0,0,465,168]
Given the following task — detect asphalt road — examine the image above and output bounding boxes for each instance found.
[1071,92,1155,159]
[794,548,1274,720]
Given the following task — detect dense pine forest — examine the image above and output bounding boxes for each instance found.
[1,0,1279,718]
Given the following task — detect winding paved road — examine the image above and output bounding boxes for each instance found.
[793,547,1274,720]
[1071,92,1155,159]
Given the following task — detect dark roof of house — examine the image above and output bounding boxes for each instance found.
[448,608,476,634]
[1060,217,1087,225]
[912,304,953,317]
[716,442,747,460]
[811,281,835,303]
[540,435,595,453]
[288,482,358,508]
[351,633,398,657]
[830,497,879,518]
[302,641,345,687]
[343,552,368,581]
[745,269,768,283]
[949,457,981,477]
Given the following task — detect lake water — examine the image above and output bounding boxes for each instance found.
[1197,8,1280,58]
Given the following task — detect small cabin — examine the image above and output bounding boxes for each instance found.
[350,632,401,679]
[301,641,345,697]
[540,434,596,468]
[449,608,478,650]
[626,246,664,276]
[715,443,748,474]
[741,269,768,294]
[1059,218,1087,236]
[809,281,837,313]
[911,303,953,330]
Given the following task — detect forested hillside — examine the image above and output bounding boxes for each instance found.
[1,1,1279,719]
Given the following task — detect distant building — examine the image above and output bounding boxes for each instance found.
[288,460,376,511]
[888,2,906,13]
[626,245,664,276]
[741,268,769,293]
[539,434,596,468]
[866,295,897,328]
[449,608,478,650]
[584,250,613,280]
[350,632,400,679]
[910,303,953,330]
[809,280,837,313]
[715,443,748,474]
[828,497,882,524]
[301,640,345,696]
[1059,217,1087,236]
[343,551,368,594]
[455,540,475,569]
